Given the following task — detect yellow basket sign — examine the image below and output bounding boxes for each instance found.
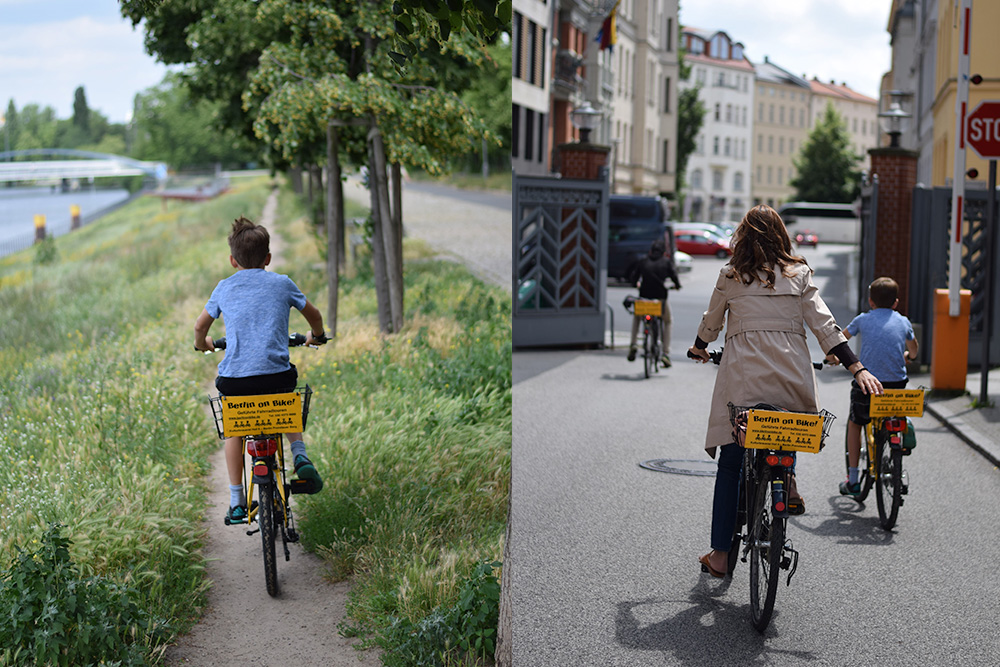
[219,392,303,437]
[744,409,826,453]
[870,389,925,417]
[633,299,662,316]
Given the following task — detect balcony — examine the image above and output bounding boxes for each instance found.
[553,49,585,98]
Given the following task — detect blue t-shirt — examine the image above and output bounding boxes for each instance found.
[845,308,915,383]
[205,269,307,378]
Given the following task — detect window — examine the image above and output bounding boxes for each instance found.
[789,138,795,154]
[662,139,669,173]
[715,103,721,121]
[524,109,534,161]
[512,104,520,158]
[726,104,732,123]
[758,102,764,122]
[713,136,720,155]
[768,105,774,123]
[527,21,537,85]
[757,134,763,152]
[724,137,731,156]
[779,137,784,154]
[756,165,762,183]
[778,167,784,184]
[513,12,523,80]
[692,169,704,189]
[666,18,673,51]
[767,166,772,184]
[768,135,773,153]
[734,172,744,191]
[779,106,785,124]
[663,76,671,112]
[712,169,723,191]
[538,112,545,164]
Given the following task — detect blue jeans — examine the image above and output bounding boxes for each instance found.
[711,444,744,551]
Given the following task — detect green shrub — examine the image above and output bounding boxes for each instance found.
[0,524,172,666]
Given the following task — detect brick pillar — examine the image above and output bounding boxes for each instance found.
[555,142,610,181]
[869,147,919,315]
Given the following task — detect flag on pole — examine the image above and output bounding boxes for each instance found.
[596,0,620,52]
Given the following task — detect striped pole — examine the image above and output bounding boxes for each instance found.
[949,0,973,316]
[33,214,46,243]
[70,204,81,230]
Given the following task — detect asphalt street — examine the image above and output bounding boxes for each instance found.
[512,246,1000,665]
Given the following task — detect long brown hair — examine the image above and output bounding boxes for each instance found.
[726,205,807,288]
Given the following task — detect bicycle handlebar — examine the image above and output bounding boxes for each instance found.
[198,333,311,353]
[688,346,830,370]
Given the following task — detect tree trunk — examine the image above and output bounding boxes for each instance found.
[326,122,343,339]
[288,166,304,194]
[370,122,403,332]
[366,128,392,333]
[390,161,403,321]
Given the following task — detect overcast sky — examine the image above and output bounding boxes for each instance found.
[0,0,894,126]
[0,0,172,124]
[679,0,892,102]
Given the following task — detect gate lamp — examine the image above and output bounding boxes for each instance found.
[571,102,602,144]
[878,91,913,148]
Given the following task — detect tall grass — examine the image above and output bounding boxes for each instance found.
[0,176,511,665]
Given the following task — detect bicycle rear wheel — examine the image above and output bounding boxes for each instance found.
[748,462,783,632]
[258,481,279,596]
[875,437,903,530]
[643,326,654,378]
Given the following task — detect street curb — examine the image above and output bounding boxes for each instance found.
[924,401,1000,469]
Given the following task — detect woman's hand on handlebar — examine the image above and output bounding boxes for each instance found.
[687,346,710,363]
[854,368,884,396]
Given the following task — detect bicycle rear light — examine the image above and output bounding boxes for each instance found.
[247,437,279,456]
[884,418,906,433]
[253,462,270,477]
[780,455,795,467]
[766,454,779,466]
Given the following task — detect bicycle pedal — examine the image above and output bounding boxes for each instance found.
[289,478,318,495]
[246,528,259,536]
[287,529,299,543]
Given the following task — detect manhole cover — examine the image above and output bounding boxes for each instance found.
[639,459,717,476]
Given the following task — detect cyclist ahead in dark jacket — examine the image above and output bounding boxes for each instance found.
[626,239,681,365]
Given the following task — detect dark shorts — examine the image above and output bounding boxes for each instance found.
[849,378,907,425]
[216,365,298,397]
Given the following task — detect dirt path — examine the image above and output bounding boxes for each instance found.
[164,189,380,666]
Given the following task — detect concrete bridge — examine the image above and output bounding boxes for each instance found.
[0,149,167,184]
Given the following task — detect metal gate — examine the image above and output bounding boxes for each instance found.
[909,185,1000,367]
[512,171,609,348]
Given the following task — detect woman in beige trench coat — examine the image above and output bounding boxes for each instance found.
[687,205,882,578]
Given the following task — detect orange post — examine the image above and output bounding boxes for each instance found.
[33,214,46,243]
[70,204,81,230]
[931,288,972,390]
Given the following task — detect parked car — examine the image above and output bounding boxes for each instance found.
[795,230,819,247]
[674,250,693,272]
[674,230,732,258]
[675,221,735,238]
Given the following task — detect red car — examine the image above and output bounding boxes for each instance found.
[674,230,732,258]
[795,230,819,247]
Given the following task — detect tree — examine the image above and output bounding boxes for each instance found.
[674,27,705,218]
[387,0,511,66]
[790,102,862,203]
[72,86,90,136]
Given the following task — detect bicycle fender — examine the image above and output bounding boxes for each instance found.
[252,457,273,485]
[770,477,788,518]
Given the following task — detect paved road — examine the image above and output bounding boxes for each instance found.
[342,175,510,290]
[512,246,1000,665]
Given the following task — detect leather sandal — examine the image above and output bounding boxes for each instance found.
[698,553,726,578]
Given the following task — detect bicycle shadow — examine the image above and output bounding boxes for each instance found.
[614,585,819,663]
[788,495,895,545]
[599,371,671,382]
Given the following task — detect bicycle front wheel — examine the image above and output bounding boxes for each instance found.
[875,437,903,530]
[258,481,279,596]
[748,465,783,632]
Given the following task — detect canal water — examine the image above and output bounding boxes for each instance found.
[0,186,132,257]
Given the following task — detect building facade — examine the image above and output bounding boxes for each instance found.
[752,57,812,207]
[679,28,754,222]
[512,0,553,176]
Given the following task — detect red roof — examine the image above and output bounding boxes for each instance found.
[809,79,877,103]
[685,52,755,72]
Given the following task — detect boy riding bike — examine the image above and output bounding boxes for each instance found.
[827,276,918,497]
[194,216,326,523]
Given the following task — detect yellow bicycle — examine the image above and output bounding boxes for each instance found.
[846,389,922,530]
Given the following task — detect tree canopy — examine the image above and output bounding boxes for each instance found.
[790,103,862,203]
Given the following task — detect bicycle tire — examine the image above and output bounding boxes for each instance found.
[643,326,654,378]
[875,437,902,530]
[651,320,661,374]
[258,480,280,596]
[748,461,782,632]
[844,424,873,502]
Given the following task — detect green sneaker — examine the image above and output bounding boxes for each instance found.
[294,455,323,494]
[225,505,247,525]
[839,480,861,497]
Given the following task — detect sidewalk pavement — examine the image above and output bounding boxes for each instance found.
[916,367,1000,469]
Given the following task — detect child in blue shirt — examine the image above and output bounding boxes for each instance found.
[194,216,327,523]
[831,276,919,496]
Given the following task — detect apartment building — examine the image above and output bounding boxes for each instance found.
[512,0,552,176]
[591,0,679,196]
[679,27,754,223]
[752,57,812,207]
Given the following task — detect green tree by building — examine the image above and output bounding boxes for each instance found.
[790,102,862,203]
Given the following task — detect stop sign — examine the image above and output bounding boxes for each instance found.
[967,100,1000,159]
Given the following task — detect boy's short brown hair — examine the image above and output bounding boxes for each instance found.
[869,276,899,309]
[228,216,269,268]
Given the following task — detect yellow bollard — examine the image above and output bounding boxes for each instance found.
[33,214,46,243]
[70,204,81,230]
[931,288,972,390]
